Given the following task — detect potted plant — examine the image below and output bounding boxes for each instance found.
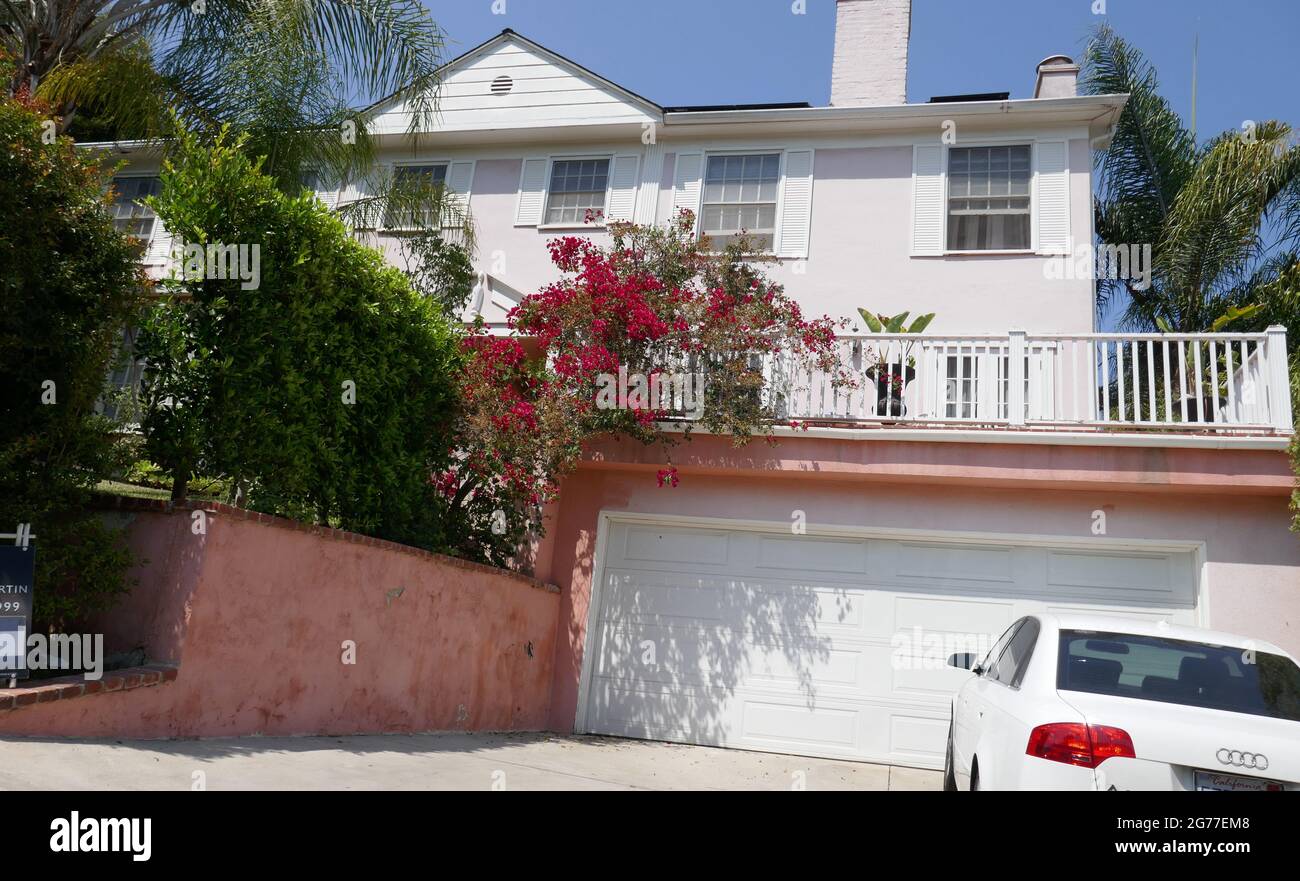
[857,308,936,416]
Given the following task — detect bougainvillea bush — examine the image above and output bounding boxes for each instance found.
[437,211,852,566]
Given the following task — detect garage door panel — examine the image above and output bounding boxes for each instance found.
[741,700,859,751]
[754,535,868,575]
[888,714,950,762]
[585,520,1200,770]
[601,570,868,635]
[893,594,1016,635]
[596,620,859,694]
[589,680,736,745]
[622,525,730,565]
[893,541,1017,583]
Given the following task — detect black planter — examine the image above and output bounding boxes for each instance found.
[1179,394,1226,423]
[867,365,915,417]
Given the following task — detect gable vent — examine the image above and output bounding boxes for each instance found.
[490,75,513,96]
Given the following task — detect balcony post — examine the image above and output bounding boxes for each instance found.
[1008,329,1027,426]
[1266,325,1293,432]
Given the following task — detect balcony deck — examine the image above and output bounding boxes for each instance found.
[760,328,1293,439]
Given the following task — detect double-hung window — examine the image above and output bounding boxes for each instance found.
[110,176,161,240]
[946,145,1031,251]
[701,153,780,251]
[544,158,610,225]
[384,163,449,229]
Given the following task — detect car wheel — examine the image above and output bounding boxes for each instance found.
[943,726,958,792]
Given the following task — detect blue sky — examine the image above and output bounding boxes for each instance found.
[425,0,1299,141]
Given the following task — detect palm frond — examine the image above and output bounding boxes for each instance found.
[1082,24,1196,244]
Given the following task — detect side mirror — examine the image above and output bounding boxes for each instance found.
[948,652,977,671]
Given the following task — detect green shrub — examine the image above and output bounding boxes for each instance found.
[136,126,462,549]
[0,95,142,630]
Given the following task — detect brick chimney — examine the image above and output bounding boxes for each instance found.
[830,0,911,106]
[1033,55,1079,99]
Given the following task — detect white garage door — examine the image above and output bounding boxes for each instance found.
[581,518,1198,769]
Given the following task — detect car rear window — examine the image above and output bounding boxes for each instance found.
[1057,630,1300,722]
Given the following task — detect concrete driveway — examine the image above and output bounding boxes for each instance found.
[0,732,941,791]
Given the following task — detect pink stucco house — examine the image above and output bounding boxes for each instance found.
[96,0,1295,770]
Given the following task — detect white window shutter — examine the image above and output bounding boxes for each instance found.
[145,219,173,266]
[777,149,814,258]
[672,152,703,232]
[911,145,945,256]
[1034,140,1070,254]
[605,154,641,222]
[447,160,475,212]
[515,158,549,226]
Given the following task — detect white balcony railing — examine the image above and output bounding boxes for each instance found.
[764,327,1292,434]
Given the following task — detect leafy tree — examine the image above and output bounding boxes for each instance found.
[0,92,141,629]
[394,230,476,321]
[135,126,462,549]
[1083,24,1300,333]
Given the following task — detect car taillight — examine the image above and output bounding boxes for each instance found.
[1027,723,1135,768]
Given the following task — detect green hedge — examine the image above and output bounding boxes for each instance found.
[0,96,142,630]
[136,127,462,549]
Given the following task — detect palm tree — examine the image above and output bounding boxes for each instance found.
[3,1,444,189]
[1082,24,1300,334]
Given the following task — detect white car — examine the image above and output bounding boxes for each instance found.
[943,613,1300,791]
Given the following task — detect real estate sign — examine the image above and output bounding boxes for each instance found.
[0,545,34,680]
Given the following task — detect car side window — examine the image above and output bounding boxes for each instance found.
[991,617,1040,688]
[980,620,1024,678]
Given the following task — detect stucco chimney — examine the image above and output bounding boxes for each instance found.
[830,0,911,106]
[1033,55,1079,99]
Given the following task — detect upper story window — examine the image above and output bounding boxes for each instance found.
[110,176,161,240]
[701,153,780,251]
[947,145,1031,251]
[385,163,449,228]
[545,158,609,225]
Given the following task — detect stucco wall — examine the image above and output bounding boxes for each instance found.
[358,132,1097,333]
[538,441,1300,731]
[0,503,559,739]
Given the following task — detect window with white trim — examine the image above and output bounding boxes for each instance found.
[544,158,610,225]
[110,176,161,240]
[384,163,449,229]
[947,145,1031,251]
[701,153,780,251]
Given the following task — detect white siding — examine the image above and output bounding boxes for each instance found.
[371,37,658,134]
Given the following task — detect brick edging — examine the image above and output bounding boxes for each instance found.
[0,664,179,712]
[93,494,561,594]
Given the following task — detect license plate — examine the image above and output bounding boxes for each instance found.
[1195,770,1284,792]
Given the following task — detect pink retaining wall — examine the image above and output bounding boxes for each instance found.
[0,501,560,738]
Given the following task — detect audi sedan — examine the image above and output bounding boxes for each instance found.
[943,613,1300,791]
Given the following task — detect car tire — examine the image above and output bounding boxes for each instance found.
[943,725,958,792]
